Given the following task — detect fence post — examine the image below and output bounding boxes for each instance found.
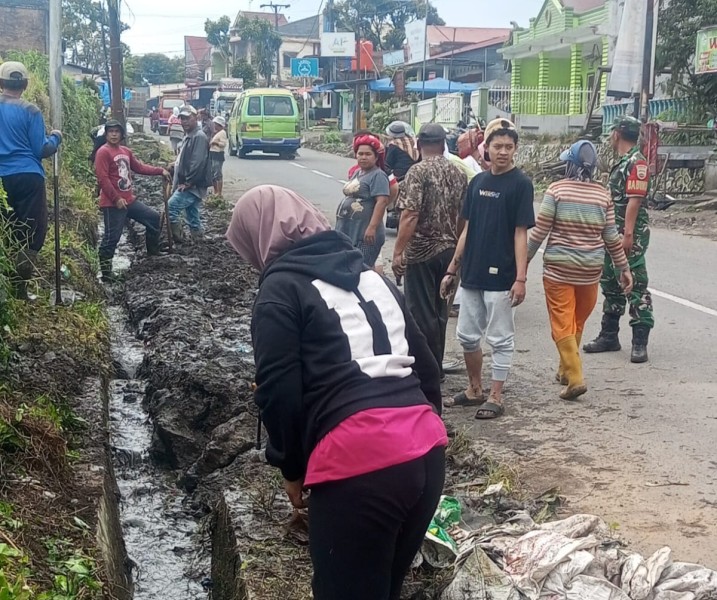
[478,88,489,121]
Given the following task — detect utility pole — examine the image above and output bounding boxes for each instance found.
[260,2,290,86]
[107,0,125,123]
[638,0,656,122]
[421,0,429,100]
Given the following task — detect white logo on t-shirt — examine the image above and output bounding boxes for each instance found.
[479,189,501,198]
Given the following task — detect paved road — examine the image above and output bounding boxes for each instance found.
[218,147,717,565]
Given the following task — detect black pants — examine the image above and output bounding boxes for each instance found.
[99,201,160,259]
[309,446,445,600]
[404,248,454,372]
[0,173,48,252]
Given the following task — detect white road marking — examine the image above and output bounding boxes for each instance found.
[649,288,717,318]
[312,170,333,179]
[536,248,717,317]
[339,179,348,184]
[291,162,307,169]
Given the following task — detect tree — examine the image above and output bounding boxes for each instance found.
[331,0,443,51]
[131,54,184,85]
[232,59,258,89]
[235,17,282,85]
[656,0,717,118]
[62,0,128,75]
[205,15,233,76]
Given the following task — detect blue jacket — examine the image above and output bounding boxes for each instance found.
[0,94,61,178]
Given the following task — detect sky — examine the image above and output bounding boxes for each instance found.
[121,0,545,56]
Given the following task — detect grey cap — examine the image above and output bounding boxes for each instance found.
[179,105,198,116]
[386,121,407,138]
[0,61,29,82]
[418,123,447,143]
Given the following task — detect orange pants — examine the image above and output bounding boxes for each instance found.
[543,279,599,342]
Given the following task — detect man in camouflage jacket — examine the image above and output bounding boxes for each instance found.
[584,116,653,363]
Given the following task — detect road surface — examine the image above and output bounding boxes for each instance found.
[211,146,717,565]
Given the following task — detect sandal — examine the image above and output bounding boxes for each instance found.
[444,391,485,408]
[474,402,505,420]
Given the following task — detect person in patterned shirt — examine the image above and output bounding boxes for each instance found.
[584,116,654,363]
[528,140,632,400]
[392,123,468,378]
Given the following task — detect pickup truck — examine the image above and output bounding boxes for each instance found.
[158,96,185,136]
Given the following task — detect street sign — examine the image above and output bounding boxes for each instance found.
[291,57,319,78]
[695,26,717,75]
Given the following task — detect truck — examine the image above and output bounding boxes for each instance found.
[157,95,186,136]
[211,77,244,119]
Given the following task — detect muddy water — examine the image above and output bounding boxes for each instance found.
[107,250,208,598]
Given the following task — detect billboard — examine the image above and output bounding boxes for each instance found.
[405,19,427,64]
[607,0,658,98]
[695,26,717,75]
[383,49,405,67]
[320,32,357,57]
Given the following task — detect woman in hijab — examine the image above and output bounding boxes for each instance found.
[384,121,419,181]
[336,133,391,267]
[528,141,633,400]
[226,185,446,600]
[168,106,184,155]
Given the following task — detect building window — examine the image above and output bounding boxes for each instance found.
[283,52,298,68]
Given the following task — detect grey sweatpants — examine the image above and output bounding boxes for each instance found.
[456,288,515,382]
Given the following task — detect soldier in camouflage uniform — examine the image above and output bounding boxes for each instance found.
[584,116,654,363]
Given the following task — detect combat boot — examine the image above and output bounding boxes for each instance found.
[13,249,38,300]
[583,314,621,353]
[630,325,650,363]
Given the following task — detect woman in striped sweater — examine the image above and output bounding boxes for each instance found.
[528,140,633,400]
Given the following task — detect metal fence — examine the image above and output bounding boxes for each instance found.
[486,86,601,116]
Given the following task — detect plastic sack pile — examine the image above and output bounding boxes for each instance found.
[418,497,717,600]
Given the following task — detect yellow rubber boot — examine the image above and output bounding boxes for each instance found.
[555,359,567,385]
[557,336,587,400]
[555,332,581,385]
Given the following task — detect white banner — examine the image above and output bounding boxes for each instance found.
[320,32,357,57]
[405,19,427,64]
[607,0,658,98]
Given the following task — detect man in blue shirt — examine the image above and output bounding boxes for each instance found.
[0,61,62,299]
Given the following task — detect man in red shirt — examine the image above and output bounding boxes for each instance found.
[94,119,169,281]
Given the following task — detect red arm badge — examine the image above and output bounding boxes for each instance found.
[625,160,649,197]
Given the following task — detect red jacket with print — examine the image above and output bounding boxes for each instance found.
[95,144,164,208]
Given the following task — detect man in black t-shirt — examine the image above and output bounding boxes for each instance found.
[440,118,535,420]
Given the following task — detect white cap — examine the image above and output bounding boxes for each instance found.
[212,116,226,127]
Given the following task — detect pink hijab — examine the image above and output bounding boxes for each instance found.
[226,185,331,271]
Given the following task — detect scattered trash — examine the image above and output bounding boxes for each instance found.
[418,496,717,600]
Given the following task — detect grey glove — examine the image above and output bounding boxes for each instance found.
[51,130,63,144]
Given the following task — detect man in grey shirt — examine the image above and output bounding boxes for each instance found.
[168,105,211,243]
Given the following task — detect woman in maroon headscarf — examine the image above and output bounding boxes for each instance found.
[336,133,391,267]
[226,185,446,600]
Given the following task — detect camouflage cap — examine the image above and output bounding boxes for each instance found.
[484,117,517,144]
[610,115,642,137]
